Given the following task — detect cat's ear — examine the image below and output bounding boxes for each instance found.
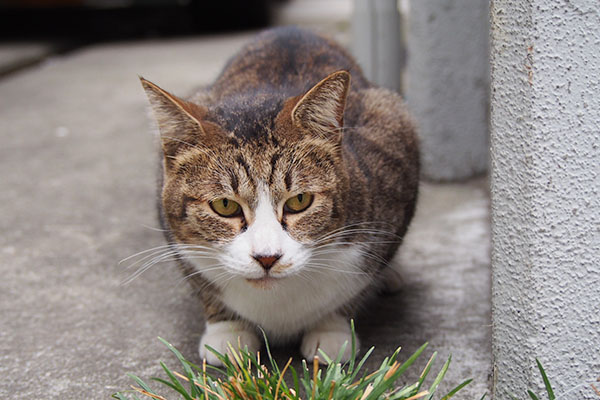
[291,70,350,140]
[139,77,207,156]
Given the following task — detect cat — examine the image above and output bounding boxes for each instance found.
[140,26,419,366]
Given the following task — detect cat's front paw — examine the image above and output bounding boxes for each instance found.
[301,316,358,364]
[199,321,260,366]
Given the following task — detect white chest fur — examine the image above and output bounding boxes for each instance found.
[219,246,369,341]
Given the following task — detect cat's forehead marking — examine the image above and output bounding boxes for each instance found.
[235,155,255,188]
[268,152,281,186]
[212,93,284,142]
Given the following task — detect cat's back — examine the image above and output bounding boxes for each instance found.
[209,27,370,99]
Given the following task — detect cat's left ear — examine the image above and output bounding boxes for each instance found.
[291,70,350,140]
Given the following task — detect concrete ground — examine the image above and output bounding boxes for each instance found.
[0,2,491,399]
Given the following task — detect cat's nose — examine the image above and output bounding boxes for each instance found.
[252,254,282,271]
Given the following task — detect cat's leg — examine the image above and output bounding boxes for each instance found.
[199,320,260,366]
[189,273,260,365]
[301,314,358,363]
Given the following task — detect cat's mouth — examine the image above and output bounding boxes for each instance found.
[245,275,281,290]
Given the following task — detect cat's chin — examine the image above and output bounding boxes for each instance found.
[245,276,282,290]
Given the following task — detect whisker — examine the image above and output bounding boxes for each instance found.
[314,221,397,239]
[311,240,400,253]
[120,244,217,271]
[177,264,226,284]
[124,249,215,272]
[311,222,401,246]
[119,244,177,264]
[121,246,219,285]
[119,243,215,264]
[139,223,169,232]
[305,263,369,275]
[313,228,400,243]
[310,245,392,268]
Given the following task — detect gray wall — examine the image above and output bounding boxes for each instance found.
[353,0,490,182]
[490,0,600,397]
[404,0,490,181]
[352,0,403,92]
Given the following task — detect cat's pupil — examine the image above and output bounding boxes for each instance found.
[223,199,229,208]
[297,194,303,203]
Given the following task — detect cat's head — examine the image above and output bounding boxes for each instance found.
[141,71,352,288]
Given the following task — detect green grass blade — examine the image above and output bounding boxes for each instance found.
[290,365,301,399]
[349,319,357,372]
[535,359,555,400]
[388,381,420,399]
[479,394,487,400]
[318,347,334,365]
[127,374,156,395]
[158,337,185,362]
[528,389,541,400]
[152,377,187,395]
[426,354,451,400]
[348,346,375,382]
[157,337,201,398]
[440,378,472,400]
[364,342,429,400]
[203,344,233,370]
[333,340,349,365]
[159,362,193,400]
[388,346,402,364]
[300,359,314,395]
[261,328,282,376]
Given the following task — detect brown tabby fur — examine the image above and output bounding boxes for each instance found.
[141,27,419,325]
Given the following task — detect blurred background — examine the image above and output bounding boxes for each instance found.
[0,0,351,75]
[0,0,267,78]
[0,0,277,41]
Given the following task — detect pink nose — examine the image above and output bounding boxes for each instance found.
[253,254,281,271]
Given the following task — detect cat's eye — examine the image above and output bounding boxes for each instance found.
[284,193,313,214]
[210,198,242,218]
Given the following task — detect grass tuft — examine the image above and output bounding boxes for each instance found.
[113,322,471,400]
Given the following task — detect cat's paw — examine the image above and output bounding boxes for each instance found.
[199,321,260,366]
[301,316,358,364]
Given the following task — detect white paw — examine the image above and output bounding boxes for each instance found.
[301,316,358,364]
[199,321,260,367]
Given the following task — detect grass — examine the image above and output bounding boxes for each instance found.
[112,321,473,400]
[510,358,600,400]
[113,322,600,400]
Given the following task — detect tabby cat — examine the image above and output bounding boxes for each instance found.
[140,27,419,366]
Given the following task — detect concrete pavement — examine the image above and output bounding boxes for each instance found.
[0,24,491,400]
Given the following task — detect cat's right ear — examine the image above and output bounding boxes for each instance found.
[139,77,207,158]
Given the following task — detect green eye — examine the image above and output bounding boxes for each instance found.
[284,193,313,213]
[210,198,242,217]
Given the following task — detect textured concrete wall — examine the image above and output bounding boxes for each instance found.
[490,0,600,398]
[404,0,490,181]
